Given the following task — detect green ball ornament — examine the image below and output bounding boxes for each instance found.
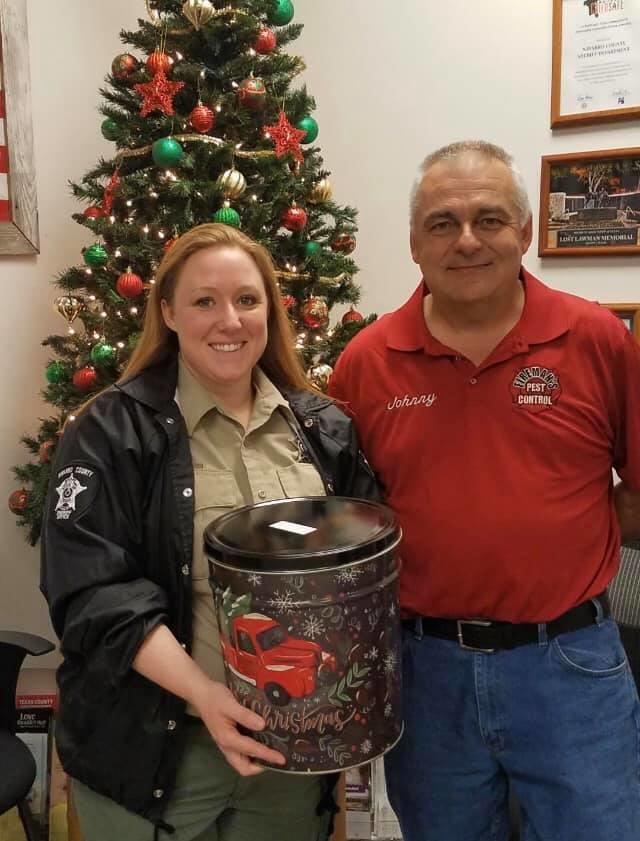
[101,118,119,141]
[304,241,321,258]
[46,361,67,385]
[83,243,109,268]
[90,342,117,366]
[296,115,318,144]
[213,205,241,228]
[152,137,184,167]
[269,0,294,26]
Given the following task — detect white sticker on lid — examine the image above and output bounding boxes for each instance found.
[269,520,317,536]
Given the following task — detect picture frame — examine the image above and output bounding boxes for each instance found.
[539,147,640,257]
[0,0,39,255]
[602,303,640,340]
[551,0,640,128]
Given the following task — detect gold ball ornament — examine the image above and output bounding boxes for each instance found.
[309,178,333,205]
[216,168,247,200]
[307,363,333,392]
[182,0,215,30]
[54,295,83,324]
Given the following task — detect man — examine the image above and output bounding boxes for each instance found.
[329,141,640,841]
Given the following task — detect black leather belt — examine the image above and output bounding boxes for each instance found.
[402,591,610,653]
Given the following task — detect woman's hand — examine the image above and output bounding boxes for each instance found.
[191,680,286,776]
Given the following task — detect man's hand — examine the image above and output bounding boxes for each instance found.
[614,483,640,542]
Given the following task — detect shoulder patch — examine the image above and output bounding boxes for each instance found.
[51,463,101,522]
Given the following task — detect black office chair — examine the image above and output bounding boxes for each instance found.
[0,630,55,840]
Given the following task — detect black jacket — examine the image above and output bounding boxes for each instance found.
[40,358,378,826]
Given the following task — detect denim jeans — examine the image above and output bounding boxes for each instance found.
[385,612,640,841]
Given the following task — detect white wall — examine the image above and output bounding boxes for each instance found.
[2,1,638,666]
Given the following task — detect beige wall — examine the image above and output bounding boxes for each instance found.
[2,1,639,667]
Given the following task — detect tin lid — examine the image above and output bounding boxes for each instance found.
[204,496,399,572]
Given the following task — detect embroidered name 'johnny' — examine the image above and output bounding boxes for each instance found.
[53,464,100,521]
[387,393,437,410]
[510,365,562,413]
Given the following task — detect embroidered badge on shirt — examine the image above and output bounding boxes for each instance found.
[53,464,100,521]
[510,365,562,414]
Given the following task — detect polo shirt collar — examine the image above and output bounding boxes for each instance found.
[385,267,570,356]
[177,357,290,435]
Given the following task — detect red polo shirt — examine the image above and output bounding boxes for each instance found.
[330,269,640,622]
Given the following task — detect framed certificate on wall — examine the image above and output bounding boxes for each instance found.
[551,0,640,128]
[603,303,640,339]
[0,0,39,254]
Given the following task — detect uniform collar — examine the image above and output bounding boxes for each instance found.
[385,267,570,356]
[176,357,291,436]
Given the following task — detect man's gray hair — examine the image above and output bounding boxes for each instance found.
[409,140,532,228]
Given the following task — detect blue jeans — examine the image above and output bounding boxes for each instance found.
[385,612,640,841]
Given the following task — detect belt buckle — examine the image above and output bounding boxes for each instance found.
[457,619,495,653]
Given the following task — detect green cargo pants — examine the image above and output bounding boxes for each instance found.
[72,721,334,841]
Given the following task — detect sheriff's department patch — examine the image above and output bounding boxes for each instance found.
[52,464,100,521]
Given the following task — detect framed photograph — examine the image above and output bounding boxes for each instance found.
[603,303,640,339]
[539,147,640,257]
[551,0,640,128]
[0,0,39,254]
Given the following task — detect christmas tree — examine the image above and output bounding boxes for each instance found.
[10,0,375,545]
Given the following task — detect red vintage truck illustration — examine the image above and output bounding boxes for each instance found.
[220,613,337,705]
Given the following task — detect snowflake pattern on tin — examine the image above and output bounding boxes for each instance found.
[334,567,364,586]
[247,573,262,586]
[384,702,393,718]
[360,738,373,755]
[268,590,296,612]
[383,651,398,675]
[365,646,379,661]
[301,615,326,640]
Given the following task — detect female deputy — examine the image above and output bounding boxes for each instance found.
[41,223,378,841]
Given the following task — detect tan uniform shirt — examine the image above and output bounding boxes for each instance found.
[177,359,326,711]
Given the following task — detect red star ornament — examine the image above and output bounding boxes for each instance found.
[134,70,185,117]
[264,111,306,164]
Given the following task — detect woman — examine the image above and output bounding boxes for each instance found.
[41,223,378,841]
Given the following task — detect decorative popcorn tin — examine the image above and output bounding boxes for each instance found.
[205,496,403,774]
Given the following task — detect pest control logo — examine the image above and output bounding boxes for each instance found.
[510,366,562,414]
[53,464,99,521]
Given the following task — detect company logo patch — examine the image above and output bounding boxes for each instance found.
[53,464,99,521]
[510,366,562,414]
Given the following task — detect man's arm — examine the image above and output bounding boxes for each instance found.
[614,483,640,542]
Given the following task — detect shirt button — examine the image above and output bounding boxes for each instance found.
[165,418,175,425]
[303,418,314,428]
[257,490,267,499]
[183,487,193,498]
[181,564,190,576]
[180,642,187,649]
[469,377,478,385]
[153,789,164,799]
[167,720,177,731]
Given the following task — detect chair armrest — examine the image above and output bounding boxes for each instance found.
[0,631,55,657]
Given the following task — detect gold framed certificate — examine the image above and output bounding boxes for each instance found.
[551,0,640,127]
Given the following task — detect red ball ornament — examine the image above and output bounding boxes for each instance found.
[73,366,98,392]
[237,77,267,111]
[146,50,172,76]
[254,27,277,55]
[189,104,215,133]
[301,296,329,330]
[281,204,308,232]
[38,440,56,463]
[112,53,139,80]
[331,233,357,254]
[281,294,296,312]
[83,206,106,220]
[163,238,177,253]
[8,488,28,515]
[342,307,364,325]
[116,271,145,299]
